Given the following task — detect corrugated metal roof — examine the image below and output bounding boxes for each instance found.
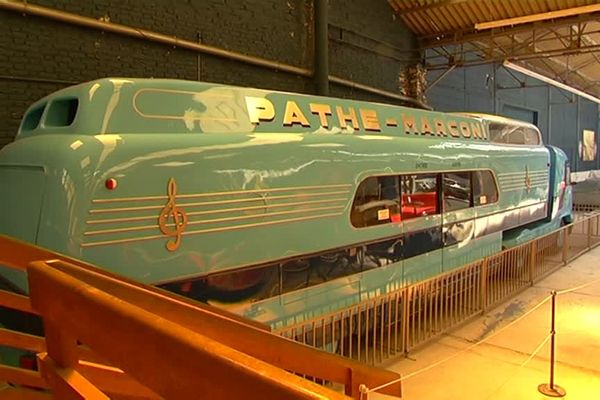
[389,0,599,38]
[389,0,600,100]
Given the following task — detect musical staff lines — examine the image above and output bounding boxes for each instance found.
[82,181,351,249]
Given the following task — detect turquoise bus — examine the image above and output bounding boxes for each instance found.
[0,78,572,329]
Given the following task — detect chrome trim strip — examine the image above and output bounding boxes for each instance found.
[499,177,547,183]
[84,205,346,236]
[497,170,547,176]
[502,179,548,186]
[499,175,547,180]
[81,211,343,247]
[89,190,350,214]
[503,186,547,192]
[92,184,353,204]
[502,182,548,189]
[87,197,348,225]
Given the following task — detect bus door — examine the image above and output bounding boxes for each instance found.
[441,171,477,271]
[400,173,443,285]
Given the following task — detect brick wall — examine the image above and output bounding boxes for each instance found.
[328,0,419,101]
[0,0,418,147]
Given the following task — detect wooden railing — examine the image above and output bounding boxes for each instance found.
[3,211,598,398]
[275,212,600,364]
[0,235,402,399]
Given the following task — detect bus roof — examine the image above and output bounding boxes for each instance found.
[452,112,539,130]
[17,78,492,141]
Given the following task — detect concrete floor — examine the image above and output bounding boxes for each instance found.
[372,246,600,400]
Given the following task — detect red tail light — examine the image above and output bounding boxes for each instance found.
[105,178,118,190]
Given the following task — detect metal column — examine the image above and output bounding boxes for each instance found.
[314,0,329,96]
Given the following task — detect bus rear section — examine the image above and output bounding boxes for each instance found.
[0,165,46,293]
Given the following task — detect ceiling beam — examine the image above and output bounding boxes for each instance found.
[503,61,600,104]
[475,4,600,31]
[391,0,471,16]
[421,13,599,47]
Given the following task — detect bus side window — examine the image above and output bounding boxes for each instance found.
[490,123,540,146]
[473,170,498,206]
[508,128,526,145]
[489,123,508,143]
[523,128,541,145]
[351,176,400,228]
[401,174,438,220]
[443,172,472,212]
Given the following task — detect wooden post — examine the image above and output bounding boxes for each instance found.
[561,227,569,265]
[528,241,537,285]
[587,218,592,249]
[401,287,410,356]
[480,258,488,313]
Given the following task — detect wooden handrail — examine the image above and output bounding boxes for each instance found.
[0,386,52,400]
[29,262,349,399]
[41,258,403,398]
[0,233,267,330]
[0,365,49,389]
[0,328,45,352]
[0,233,403,398]
[0,289,36,314]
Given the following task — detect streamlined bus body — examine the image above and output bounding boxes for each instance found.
[0,78,572,327]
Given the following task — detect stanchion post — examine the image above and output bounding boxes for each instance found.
[538,291,566,397]
[359,384,369,400]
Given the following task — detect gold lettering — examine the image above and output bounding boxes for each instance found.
[470,122,483,139]
[245,96,275,124]
[448,120,460,137]
[336,106,360,130]
[480,123,488,139]
[434,119,447,136]
[309,103,332,128]
[401,114,417,134]
[283,100,310,127]
[460,121,471,138]
[360,109,381,131]
[421,116,434,136]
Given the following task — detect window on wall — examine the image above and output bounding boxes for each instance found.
[473,170,498,206]
[401,174,439,220]
[351,176,401,228]
[502,104,538,125]
[443,172,472,212]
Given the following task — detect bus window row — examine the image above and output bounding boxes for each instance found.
[351,170,498,228]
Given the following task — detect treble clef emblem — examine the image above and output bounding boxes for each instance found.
[158,178,188,251]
